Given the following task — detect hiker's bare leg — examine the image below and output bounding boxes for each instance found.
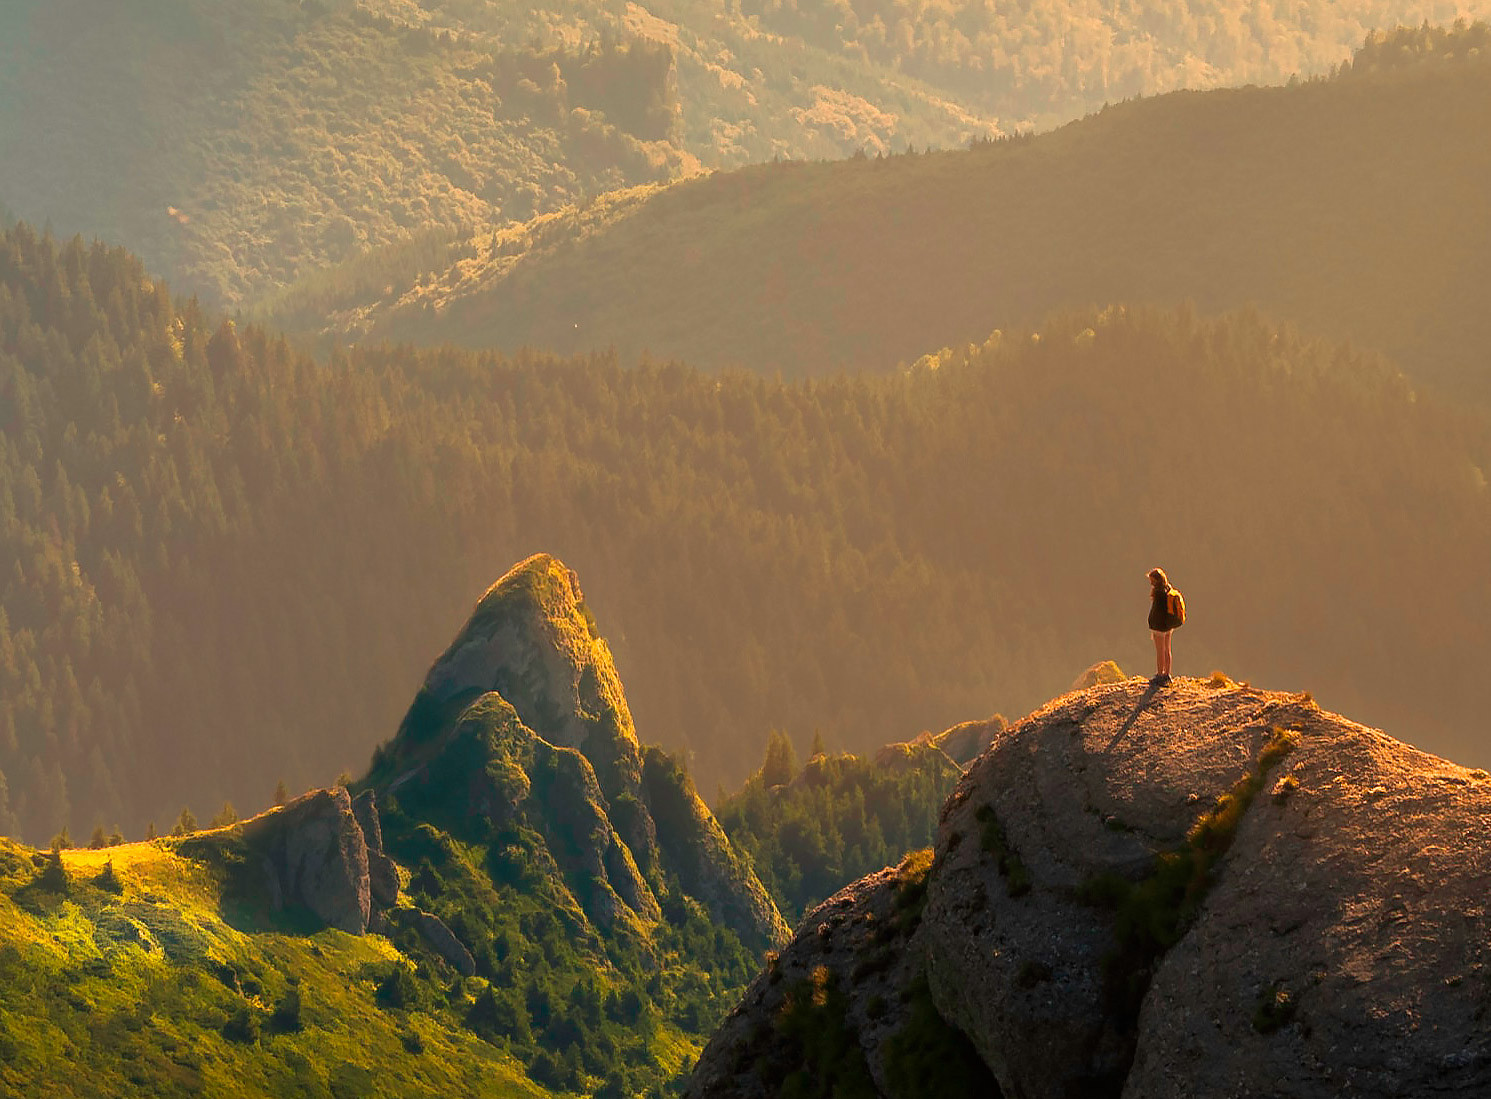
[1152,630,1165,676]
[1161,631,1173,676]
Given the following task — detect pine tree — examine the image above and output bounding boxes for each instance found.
[172,806,197,836]
[760,729,797,788]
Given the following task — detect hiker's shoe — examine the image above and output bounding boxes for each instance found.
[1150,673,1166,685]
[1158,673,1173,685]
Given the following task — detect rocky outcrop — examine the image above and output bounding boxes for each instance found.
[692,678,1491,1098]
[353,790,400,908]
[400,554,647,819]
[643,746,791,953]
[393,908,477,977]
[686,854,996,1099]
[931,715,1007,766]
[382,554,787,953]
[239,787,371,934]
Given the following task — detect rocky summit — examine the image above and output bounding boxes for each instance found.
[375,552,788,952]
[689,676,1491,1098]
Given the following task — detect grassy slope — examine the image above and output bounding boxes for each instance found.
[333,56,1491,402]
[0,836,553,1099]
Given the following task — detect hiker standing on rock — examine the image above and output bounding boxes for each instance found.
[1147,567,1185,685]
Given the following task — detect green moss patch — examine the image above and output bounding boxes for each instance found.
[1079,727,1300,1043]
[883,974,1003,1099]
[974,805,1032,897]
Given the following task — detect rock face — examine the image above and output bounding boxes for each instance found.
[931,715,1007,766]
[394,908,477,977]
[692,677,1491,1098]
[382,554,788,953]
[353,790,400,908]
[240,787,371,934]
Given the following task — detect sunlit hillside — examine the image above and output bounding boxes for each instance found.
[4,224,1489,845]
[6,2,1490,306]
[281,25,1491,404]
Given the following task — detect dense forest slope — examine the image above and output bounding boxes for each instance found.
[690,679,1491,1098]
[0,557,779,1099]
[4,224,1491,845]
[5,2,1487,306]
[300,26,1491,402]
[717,731,970,927]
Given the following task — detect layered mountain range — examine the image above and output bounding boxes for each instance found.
[283,28,1491,401]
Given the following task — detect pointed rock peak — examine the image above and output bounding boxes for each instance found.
[396,554,640,797]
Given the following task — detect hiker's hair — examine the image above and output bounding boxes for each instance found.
[1148,567,1169,594]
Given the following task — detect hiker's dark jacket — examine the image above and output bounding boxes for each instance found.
[1149,587,1174,632]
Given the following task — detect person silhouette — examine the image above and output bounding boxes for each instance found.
[1147,567,1181,685]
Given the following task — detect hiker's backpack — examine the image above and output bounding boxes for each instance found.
[1166,587,1186,628]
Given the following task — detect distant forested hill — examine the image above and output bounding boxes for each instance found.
[5,2,1489,307]
[285,24,1491,404]
[4,224,1490,845]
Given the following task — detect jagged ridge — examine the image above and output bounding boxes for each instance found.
[375,552,788,952]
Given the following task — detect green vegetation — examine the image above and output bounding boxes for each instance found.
[8,0,1487,307]
[307,25,1491,406]
[0,668,765,1098]
[1080,727,1300,1032]
[4,224,1491,846]
[974,804,1031,898]
[717,746,956,924]
[770,964,877,1099]
[0,837,554,1099]
[882,973,1002,1099]
[1251,981,1298,1035]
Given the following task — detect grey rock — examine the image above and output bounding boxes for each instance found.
[693,679,1491,1099]
[389,554,785,952]
[351,789,385,855]
[241,786,370,934]
[396,908,476,977]
[368,851,400,908]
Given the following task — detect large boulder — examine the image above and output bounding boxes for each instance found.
[394,908,477,977]
[692,678,1491,1097]
[240,787,371,934]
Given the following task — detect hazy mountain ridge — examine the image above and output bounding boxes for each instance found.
[6,2,1489,306]
[0,0,995,307]
[690,679,1491,1097]
[289,27,1491,404]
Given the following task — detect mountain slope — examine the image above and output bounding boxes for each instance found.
[369,552,788,952]
[6,223,1491,843]
[690,677,1491,1097]
[0,555,783,1099]
[7,2,1491,306]
[311,33,1491,402]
